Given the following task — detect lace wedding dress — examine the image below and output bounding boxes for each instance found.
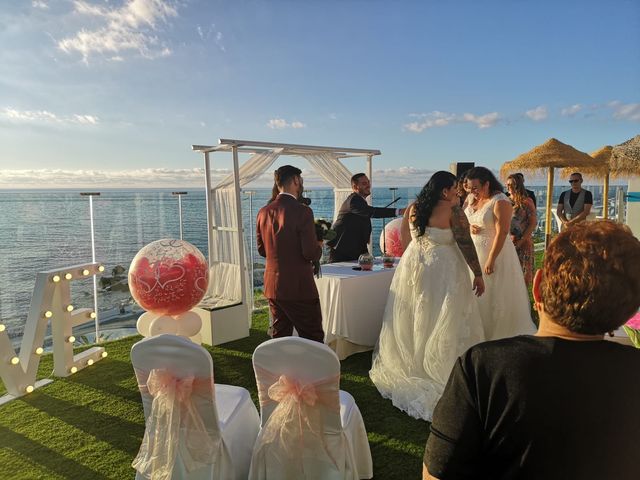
[465,193,535,340]
[369,226,484,421]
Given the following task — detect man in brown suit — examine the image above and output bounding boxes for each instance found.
[256,165,324,342]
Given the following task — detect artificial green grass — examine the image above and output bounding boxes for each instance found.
[0,310,427,479]
[1,254,545,479]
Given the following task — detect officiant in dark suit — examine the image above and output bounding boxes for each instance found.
[328,173,403,262]
[256,165,325,342]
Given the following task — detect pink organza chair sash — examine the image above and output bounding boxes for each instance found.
[254,366,341,476]
[132,368,220,480]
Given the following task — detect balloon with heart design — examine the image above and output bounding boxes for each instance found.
[129,239,209,316]
[379,217,405,258]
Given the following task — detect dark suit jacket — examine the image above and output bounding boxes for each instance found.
[256,194,322,300]
[327,192,397,261]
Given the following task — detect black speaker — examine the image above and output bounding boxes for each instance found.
[450,162,475,178]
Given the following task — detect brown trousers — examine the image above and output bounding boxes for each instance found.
[268,298,324,343]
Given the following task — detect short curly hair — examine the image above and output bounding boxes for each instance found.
[541,220,640,334]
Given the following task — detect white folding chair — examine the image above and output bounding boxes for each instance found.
[131,334,260,480]
[249,337,372,480]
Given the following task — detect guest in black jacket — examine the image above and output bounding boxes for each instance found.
[327,173,403,262]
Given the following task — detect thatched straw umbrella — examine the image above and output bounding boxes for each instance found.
[560,146,612,219]
[611,134,640,178]
[501,138,600,246]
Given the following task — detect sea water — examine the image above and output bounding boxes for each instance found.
[0,184,623,346]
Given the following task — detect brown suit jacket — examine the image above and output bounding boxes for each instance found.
[256,193,322,300]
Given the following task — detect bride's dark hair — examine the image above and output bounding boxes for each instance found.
[465,166,504,194]
[413,171,457,237]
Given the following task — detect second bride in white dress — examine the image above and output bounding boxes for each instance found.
[370,171,486,421]
[465,167,536,340]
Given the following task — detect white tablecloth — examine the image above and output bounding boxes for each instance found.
[315,261,396,359]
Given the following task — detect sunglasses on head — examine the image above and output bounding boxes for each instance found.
[569,179,580,183]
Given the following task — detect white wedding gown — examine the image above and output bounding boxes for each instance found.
[465,193,535,340]
[369,226,485,421]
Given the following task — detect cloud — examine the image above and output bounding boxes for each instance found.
[1,107,100,126]
[561,104,583,117]
[0,166,438,189]
[608,101,640,122]
[32,0,49,9]
[462,112,501,129]
[196,23,225,52]
[267,118,306,129]
[403,110,500,132]
[525,105,548,121]
[58,0,178,63]
[0,168,211,189]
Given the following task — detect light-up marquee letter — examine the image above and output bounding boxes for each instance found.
[0,262,105,404]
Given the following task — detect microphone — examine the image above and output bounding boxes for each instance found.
[383,197,402,208]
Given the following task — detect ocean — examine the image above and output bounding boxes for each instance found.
[0,184,624,348]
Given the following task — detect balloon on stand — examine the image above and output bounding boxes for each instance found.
[136,311,158,337]
[149,315,179,336]
[175,311,202,338]
[379,218,405,257]
[128,239,209,316]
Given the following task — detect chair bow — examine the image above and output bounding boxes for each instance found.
[255,371,341,477]
[132,369,219,480]
[268,375,318,406]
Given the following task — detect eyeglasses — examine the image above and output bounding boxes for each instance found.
[569,179,580,184]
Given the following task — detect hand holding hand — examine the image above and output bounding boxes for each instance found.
[471,224,482,235]
[472,276,485,297]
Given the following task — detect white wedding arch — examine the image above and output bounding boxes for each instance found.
[191,139,381,345]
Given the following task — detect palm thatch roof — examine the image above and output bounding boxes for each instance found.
[611,134,640,178]
[560,145,612,179]
[500,138,599,178]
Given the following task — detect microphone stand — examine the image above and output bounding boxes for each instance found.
[381,197,402,256]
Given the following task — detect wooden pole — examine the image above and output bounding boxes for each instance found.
[545,166,554,248]
[603,173,610,219]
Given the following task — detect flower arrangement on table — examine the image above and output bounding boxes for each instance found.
[623,312,640,348]
[313,219,336,278]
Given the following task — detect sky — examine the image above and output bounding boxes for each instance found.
[0,0,638,188]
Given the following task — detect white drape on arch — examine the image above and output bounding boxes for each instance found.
[204,149,282,317]
[203,148,355,319]
[300,152,354,221]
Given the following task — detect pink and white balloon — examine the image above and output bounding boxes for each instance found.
[379,218,405,258]
[129,239,208,341]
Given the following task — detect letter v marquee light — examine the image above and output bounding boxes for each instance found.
[0,262,106,405]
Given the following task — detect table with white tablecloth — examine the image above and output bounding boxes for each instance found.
[315,261,397,360]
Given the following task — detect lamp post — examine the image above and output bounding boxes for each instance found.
[80,192,100,343]
[172,191,188,240]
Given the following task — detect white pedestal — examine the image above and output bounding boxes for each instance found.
[195,304,250,346]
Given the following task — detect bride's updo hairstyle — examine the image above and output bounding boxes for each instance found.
[465,166,504,195]
[413,171,457,237]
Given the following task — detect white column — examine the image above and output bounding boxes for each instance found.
[204,152,215,268]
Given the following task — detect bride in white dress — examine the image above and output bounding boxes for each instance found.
[464,167,535,340]
[370,172,486,421]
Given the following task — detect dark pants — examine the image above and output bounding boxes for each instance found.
[328,248,360,263]
[268,298,324,343]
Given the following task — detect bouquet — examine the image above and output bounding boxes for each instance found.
[623,313,640,348]
[313,219,336,278]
